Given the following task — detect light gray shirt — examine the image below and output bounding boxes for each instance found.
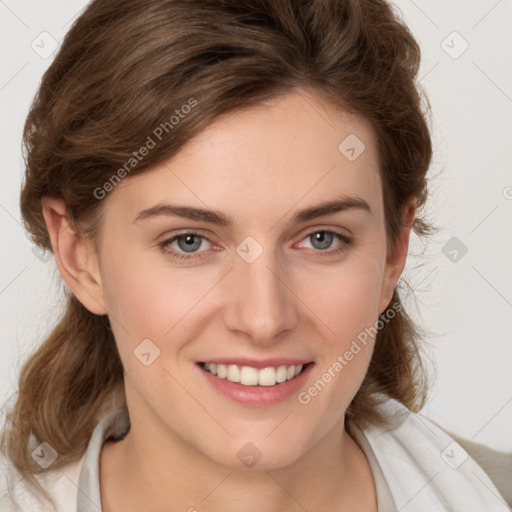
[79,408,396,510]
[1,399,508,511]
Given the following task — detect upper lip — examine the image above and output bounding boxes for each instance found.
[199,358,313,369]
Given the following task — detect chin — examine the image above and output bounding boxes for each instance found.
[203,436,309,472]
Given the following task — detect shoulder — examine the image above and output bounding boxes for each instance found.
[0,452,84,512]
[0,408,129,512]
[354,398,511,511]
[427,416,512,509]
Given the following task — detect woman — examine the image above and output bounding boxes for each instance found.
[1,0,509,510]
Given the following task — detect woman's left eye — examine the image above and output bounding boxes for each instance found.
[158,229,352,262]
[298,230,352,255]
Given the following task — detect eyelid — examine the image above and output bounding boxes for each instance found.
[295,224,351,241]
[157,228,215,245]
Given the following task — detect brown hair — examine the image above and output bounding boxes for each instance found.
[1,0,435,507]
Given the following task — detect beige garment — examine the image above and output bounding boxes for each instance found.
[1,401,510,511]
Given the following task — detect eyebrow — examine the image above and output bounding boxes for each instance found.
[133,195,372,227]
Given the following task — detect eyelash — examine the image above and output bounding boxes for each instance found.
[158,229,353,262]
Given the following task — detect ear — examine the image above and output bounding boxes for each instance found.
[378,196,417,314]
[41,198,107,315]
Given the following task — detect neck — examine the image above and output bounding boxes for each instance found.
[100,403,377,511]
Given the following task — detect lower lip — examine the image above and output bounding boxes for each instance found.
[197,363,314,406]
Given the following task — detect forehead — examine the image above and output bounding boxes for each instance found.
[106,90,382,227]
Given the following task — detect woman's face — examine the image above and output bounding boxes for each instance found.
[93,90,411,469]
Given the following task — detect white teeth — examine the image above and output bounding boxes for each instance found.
[203,363,306,386]
[204,363,217,375]
[276,365,288,383]
[240,366,259,386]
[258,367,276,386]
[226,364,240,383]
[217,364,227,379]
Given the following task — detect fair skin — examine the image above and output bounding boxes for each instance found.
[42,89,415,511]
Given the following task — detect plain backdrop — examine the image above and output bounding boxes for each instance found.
[1,1,511,452]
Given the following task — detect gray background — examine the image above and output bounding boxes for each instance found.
[1,0,511,451]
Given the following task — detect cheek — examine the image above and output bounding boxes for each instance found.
[100,250,225,367]
[99,249,167,349]
[294,257,384,412]
[301,254,385,341]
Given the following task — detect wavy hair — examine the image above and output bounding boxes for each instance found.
[1,0,435,507]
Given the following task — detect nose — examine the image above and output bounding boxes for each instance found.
[222,250,299,345]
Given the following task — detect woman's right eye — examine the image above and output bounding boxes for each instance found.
[158,232,213,261]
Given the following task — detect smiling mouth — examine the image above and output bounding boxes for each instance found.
[199,362,311,387]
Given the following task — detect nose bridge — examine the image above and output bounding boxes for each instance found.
[225,244,297,342]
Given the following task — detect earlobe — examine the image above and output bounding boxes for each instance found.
[41,198,108,315]
[378,197,417,314]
